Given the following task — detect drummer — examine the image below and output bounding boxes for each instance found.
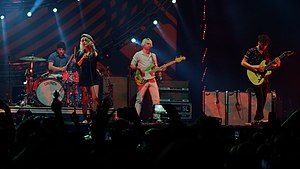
[47,41,76,79]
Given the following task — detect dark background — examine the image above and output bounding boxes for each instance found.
[177,0,300,122]
[1,0,300,123]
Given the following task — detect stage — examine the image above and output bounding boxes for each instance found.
[6,105,88,114]
[0,104,268,143]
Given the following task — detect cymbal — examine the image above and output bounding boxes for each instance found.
[9,62,30,66]
[19,56,46,62]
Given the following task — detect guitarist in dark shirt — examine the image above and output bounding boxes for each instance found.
[241,34,280,122]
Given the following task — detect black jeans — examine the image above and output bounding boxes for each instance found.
[253,81,268,121]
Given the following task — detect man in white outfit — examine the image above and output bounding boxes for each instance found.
[130,38,166,117]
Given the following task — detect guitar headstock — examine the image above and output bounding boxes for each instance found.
[284,50,294,57]
[175,55,186,62]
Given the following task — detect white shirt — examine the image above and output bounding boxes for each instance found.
[130,50,158,80]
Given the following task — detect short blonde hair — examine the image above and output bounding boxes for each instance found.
[141,38,153,47]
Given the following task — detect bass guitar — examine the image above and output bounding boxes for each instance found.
[134,55,186,86]
[247,50,294,85]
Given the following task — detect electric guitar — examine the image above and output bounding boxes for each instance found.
[134,55,186,86]
[247,50,294,85]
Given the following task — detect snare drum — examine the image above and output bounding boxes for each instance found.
[62,71,79,83]
[48,73,63,80]
[36,78,65,106]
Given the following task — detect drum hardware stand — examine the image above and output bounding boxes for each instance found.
[63,77,80,108]
[127,67,131,107]
[63,82,75,107]
[18,55,46,106]
[21,62,36,106]
[71,83,79,107]
[100,66,113,107]
[8,55,12,105]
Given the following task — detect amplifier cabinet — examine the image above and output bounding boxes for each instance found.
[227,91,250,125]
[159,80,189,88]
[100,77,137,109]
[203,91,273,125]
[159,80,190,102]
[202,91,226,125]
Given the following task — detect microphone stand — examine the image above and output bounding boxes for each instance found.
[106,66,113,107]
[8,55,12,105]
[127,44,138,107]
[127,66,131,107]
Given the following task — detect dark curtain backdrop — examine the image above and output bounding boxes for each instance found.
[177,0,300,122]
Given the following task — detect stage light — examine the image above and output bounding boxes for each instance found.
[0,15,4,20]
[27,11,32,17]
[153,19,158,25]
[172,0,176,4]
[52,7,58,13]
[131,38,137,43]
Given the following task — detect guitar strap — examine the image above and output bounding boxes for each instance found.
[149,52,158,67]
[144,52,156,81]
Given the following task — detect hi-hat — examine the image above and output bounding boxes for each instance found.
[19,56,46,62]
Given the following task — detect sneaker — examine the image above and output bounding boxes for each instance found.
[251,119,268,126]
[82,119,89,124]
[254,119,266,123]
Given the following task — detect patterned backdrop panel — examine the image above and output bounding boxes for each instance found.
[0,0,178,102]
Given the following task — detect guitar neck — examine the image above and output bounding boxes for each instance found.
[163,60,177,67]
[149,60,177,74]
[265,53,285,69]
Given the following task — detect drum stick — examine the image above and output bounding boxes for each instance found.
[65,47,76,67]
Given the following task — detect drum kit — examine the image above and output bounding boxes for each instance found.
[18,55,80,107]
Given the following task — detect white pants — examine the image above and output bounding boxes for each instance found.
[135,80,160,116]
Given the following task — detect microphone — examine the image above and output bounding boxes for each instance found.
[88,41,94,47]
[106,66,111,76]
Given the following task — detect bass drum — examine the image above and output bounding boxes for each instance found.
[36,79,65,106]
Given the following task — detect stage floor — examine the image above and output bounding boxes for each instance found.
[7,105,83,114]
[1,105,116,115]
[1,105,262,140]
[1,105,262,128]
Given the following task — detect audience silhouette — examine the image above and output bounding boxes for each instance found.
[0,97,299,169]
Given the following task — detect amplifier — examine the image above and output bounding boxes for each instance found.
[203,90,273,125]
[160,102,192,119]
[100,76,137,109]
[227,91,250,125]
[202,91,226,125]
[159,80,190,103]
